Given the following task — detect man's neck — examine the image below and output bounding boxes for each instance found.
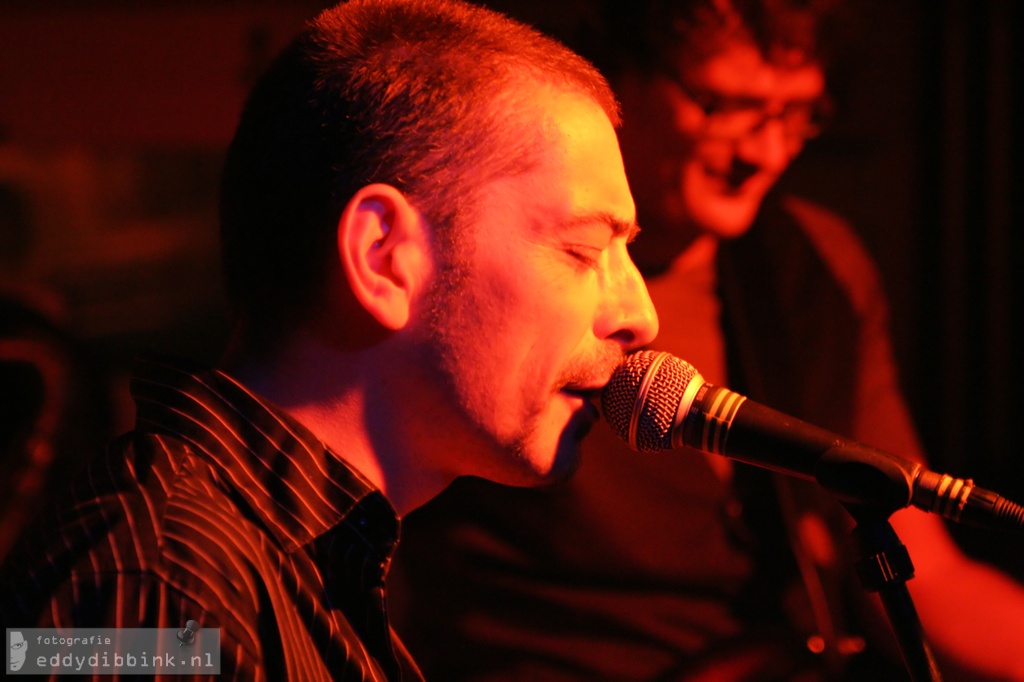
[220,330,449,516]
[672,233,720,272]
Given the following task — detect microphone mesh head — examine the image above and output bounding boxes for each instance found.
[601,351,699,452]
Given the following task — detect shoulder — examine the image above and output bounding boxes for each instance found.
[1,570,265,678]
[0,433,267,647]
[777,194,886,318]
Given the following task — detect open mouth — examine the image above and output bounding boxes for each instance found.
[702,161,761,195]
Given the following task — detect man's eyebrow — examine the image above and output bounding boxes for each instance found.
[557,211,641,242]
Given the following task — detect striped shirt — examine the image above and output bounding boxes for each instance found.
[0,355,423,681]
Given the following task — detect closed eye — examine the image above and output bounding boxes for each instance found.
[564,245,602,269]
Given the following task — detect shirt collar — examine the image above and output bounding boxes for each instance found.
[129,354,398,553]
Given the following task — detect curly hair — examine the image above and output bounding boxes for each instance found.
[569,0,847,76]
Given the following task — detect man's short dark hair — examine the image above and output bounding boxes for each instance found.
[220,0,619,343]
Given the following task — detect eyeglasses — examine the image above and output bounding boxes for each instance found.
[666,73,832,142]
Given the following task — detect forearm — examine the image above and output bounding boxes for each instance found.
[893,508,1024,681]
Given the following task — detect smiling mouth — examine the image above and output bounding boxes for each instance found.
[702,161,763,193]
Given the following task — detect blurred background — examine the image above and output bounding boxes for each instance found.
[1,0,1021,576]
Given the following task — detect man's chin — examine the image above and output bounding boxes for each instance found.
[504,427,587,491]
[685,176,770,239]
[530,453,582,490]
[693,200,762,239]
[544,410,598,485]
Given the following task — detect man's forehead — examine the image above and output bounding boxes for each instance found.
[689,40,825,97]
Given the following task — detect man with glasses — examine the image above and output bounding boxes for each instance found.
[392,1,1024,679]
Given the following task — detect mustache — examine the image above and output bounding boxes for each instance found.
[557,344,627,389]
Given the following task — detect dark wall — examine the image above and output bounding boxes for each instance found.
[781,1,1024,574]
[0,1,332,422]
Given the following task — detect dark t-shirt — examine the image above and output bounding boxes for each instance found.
[390,195,915,680]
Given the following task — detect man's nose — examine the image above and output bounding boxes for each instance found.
[736,116,802,174]
[603,249,659,350]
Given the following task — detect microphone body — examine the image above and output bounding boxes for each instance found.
[601,350,1024,530]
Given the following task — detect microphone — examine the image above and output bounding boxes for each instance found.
[601,350,1024,530]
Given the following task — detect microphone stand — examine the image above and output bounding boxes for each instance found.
[842,503,943,682]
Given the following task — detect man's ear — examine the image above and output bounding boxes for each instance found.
[338,184,433,330]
